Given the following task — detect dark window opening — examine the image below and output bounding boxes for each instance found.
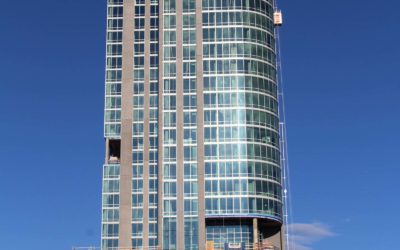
[108,139,121,163]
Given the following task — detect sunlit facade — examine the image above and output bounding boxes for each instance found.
[102,0,284,249]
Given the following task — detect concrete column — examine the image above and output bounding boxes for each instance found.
[105,138,109,163]
[195,0,206,248]
[253,218,259,245]
[280,224,285,250]
[119,0,135,248]
[265,226,284,250]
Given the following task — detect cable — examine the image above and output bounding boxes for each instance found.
[273,1,295,250]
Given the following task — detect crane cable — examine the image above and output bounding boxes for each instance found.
[273,1,295,250]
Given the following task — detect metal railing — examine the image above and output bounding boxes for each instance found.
[72,245,279,250]
[73,242,279,250]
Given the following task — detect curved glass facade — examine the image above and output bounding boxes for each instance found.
[203,0,282,219]
[202,0,282,247]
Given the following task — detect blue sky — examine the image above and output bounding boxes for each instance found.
[0,0,399,249]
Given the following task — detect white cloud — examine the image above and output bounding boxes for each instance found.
[287,222,335,250]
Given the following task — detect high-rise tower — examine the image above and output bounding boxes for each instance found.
[102,0,284,249]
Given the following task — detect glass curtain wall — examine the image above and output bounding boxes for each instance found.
[162,0,178,248]
[102,0,123,249]
[132,0,146,247]
[202,0,282,247]
[132,0,160,248]
[183,0,199,249]
[148,0,160,248]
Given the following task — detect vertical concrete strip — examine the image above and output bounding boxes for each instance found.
[105,139,109,163]
[176,0,185,248]
[267,229,283,250]
[142,0,151,246]
[119,0,135,248]
[281,225,285,250]
[253,218,259,244]
[195,0,206,248]
[157,0,164,248]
